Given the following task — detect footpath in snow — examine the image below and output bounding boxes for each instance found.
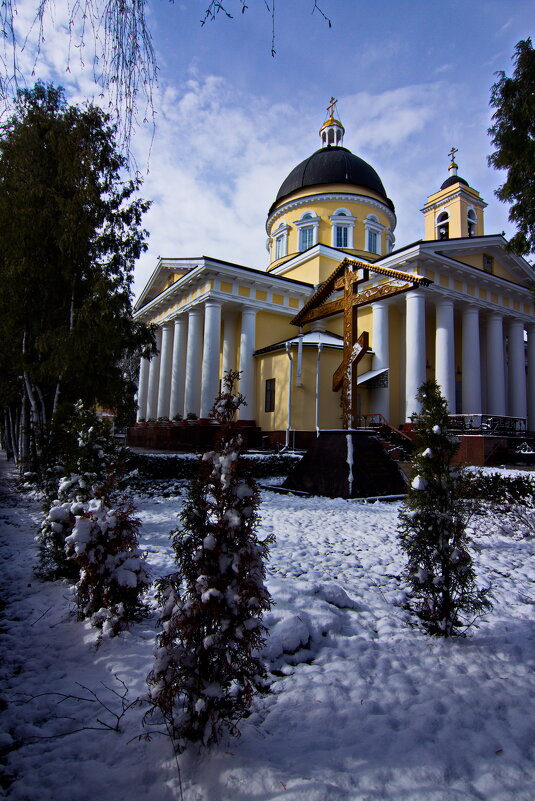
[1,453,535,801]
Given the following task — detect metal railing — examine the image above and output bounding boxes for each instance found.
[447,414,527,435]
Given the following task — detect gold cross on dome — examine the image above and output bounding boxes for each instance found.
[327,97,338,118]
[448,146,458,163]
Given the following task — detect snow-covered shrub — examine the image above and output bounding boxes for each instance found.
[469,471,535,539]
[64,497,150,637]
[398,381,492,636]
[36,499,83,580]
[146,370,273,748]
[36,404,132,579]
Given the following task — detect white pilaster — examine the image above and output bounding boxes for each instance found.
[486,312,506,415]
[508,319,527,420]
[169,316,188,420]
[184,307,203,417]
[435,298,456,413]
[528,323,535,431]
[238,307,257,420]
[200,301,222,418]
[157,323,174,418]
[222,312,238,375]
[136,356,150,421]
[405,290,427,420]
[371,301,390,420]
[146,327,162,421]
[461,306,482,414]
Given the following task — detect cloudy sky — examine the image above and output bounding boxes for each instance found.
[8,0,535,297]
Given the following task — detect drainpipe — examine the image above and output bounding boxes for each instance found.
[315,343,323,437]
[285,342,293,449]
[296,328,303,387]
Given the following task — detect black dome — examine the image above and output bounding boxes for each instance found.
[440,174,469,190]
[270,146,394,214]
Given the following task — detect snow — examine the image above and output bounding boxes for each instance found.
[2,454,535,800]
[411,474,428,490]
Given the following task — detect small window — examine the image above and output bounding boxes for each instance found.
[368,230,378,253]
[265,378,275,413]
[275,236,285,260]
[299,226,314,251]
[336,226,348,248]
[483,255,493,274]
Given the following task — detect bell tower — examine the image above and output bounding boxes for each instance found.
[422,148,487,241]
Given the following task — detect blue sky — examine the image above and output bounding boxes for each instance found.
[11,0,535,295]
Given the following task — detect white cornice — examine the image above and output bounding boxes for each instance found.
[421,186,487,214]
[133,258,313,323]
[268,242,372,276]
[266,191,397,235]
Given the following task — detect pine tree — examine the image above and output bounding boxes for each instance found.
[64,497,150,638]
[398,380,492,636]
[0,82,154,465]
[147,371,273,748]
[488,38,535,256]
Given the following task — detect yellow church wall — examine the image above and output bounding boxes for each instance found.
[460,253,519,284]
[256,351,290,432]
[255,311,296,351]
[255,345,345,432]
[294,347,345,430]
[358,306,373,342]
[387,305,404,427]
[277,260,322,284]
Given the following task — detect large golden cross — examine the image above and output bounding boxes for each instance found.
[292,258,431,428]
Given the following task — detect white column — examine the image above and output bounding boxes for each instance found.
[486,312,506,415]
[405,290,427,420]
[222,312,238,375]
[157,323,174,418]
[462,306,482,414]
[146,327,162,421]
[200,301,222,418]
[508,319,527,420]
[527,323,535,431]
[184,307,203,417]
[315,343,323,434]
[435,298,456,413]
[169,316,188,420]
[238,307,257,420]
[371,301,390,420]
[136,356,150,421]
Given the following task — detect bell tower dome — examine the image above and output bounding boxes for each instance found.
[422,147,487,240]
[319,97,345,147]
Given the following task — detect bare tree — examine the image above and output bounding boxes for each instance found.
[0,1,331,148]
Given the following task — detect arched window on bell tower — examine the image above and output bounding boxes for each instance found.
[467,208,477,237]
[437,211,450,240]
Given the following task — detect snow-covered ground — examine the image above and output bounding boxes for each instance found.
[1,454,535,801]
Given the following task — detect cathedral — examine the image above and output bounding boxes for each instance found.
[131,102,535,460]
